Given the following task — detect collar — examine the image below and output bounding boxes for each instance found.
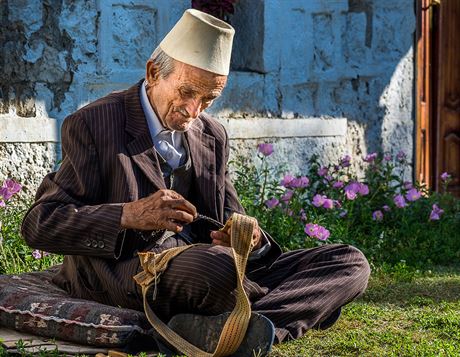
[140,80,174,139]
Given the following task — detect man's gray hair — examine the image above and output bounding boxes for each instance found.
[149,47,175,79]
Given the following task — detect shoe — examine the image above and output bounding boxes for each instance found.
[158,311,275,356]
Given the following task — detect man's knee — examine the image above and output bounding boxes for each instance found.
[159,246,236,310]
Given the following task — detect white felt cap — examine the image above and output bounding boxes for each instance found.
[159,9,235,75]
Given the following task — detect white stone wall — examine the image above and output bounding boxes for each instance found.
[0,0,416,194]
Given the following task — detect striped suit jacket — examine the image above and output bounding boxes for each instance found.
[21,81,282,310]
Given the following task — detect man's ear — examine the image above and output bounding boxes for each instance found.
[146,60,160,85]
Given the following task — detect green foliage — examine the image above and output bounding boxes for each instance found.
[232,147,460,266]
[0,192,63,275]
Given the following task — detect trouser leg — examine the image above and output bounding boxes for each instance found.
[249,244,371,343]
[148,243,267,322]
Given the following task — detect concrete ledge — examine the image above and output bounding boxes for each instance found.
[0,115,346,142]
[0,116,59,143]
[217,117,347,139]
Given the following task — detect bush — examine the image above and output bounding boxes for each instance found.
[231,144,460,266]
[0,179,62,274]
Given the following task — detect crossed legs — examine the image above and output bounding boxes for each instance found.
[149,243,370,343]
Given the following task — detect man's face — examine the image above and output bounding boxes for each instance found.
[146,60,227,132]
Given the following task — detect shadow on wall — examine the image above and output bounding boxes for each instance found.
[217,0,416,158]
[1,0,416,160]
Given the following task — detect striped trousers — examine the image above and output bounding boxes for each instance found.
[144,239,370,343]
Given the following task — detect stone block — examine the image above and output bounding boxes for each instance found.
[312,12,336,73]
[231,0,265,72]
[371,8,415,63]
[342,12,368,66]
[278,6,313,82]
[111,5,157,70]
[280,83,318,117]
[208,72,275,117]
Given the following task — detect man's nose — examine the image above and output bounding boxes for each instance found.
[184,98,202,119]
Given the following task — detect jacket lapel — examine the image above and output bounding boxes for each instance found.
[185,120,218,218]
[124,81,166,190]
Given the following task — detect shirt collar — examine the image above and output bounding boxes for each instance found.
[140,80,174,139]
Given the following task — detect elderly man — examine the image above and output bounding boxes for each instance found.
[22,9,370,356]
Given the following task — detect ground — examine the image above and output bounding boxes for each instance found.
[271,265,460,356]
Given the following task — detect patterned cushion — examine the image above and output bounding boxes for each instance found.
[0,267,153,347]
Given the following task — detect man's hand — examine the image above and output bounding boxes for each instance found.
[210,219,262,250]
[120,189,197,233]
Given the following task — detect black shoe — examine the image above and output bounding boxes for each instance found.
[157,311,275,356]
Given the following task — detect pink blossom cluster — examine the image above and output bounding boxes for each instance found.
[430,204,444,221]
[32,250,50,260]
[280,174,310,189]
[304,223,330,241]
[0,179,22,207]
[257,143,274,157]
[344,182,369,200]
[312,194,334,209]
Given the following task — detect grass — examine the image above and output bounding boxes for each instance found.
[270,265,460,356]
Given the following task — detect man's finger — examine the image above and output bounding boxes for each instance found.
[212,239,231,247]
[163,198,197,217]
[165,209,195,224]
[210,230,230,242]
[163,219,184,233]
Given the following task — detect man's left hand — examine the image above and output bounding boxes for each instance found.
[210,220,262,250]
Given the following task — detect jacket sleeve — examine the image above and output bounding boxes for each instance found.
[21,113,124,258]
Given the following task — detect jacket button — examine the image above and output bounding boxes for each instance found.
[91,240,98,248]
[98,240,105,249]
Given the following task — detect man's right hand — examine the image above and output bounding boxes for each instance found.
[120,189,197,233]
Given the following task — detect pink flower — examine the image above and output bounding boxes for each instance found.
[312,194,326,207]
[405,188,421,202]
[281,190,294,202]
[333,181,344,189]
[345,189,357,200]
[315,226,330,241]
[280,174,295,188]
[300,209,307,221]
[257,143,274,156]
[32,250,42,259]
[382,205,391,212]
[304,223,330,241]
[341,155,351,167]
[291,176,309,188]
[396,151,406,161]
[384,154,392,161]
[358,183,369,196]
[0,200,5,207]
[265,198,279,209]
[429,204,444,221]
[317,167,328,177]
[1,179,22,201]
[322,198,334,209]
[364,153,377,163]
[344,182,360,200]
[441,172,451,181]
[393,194,406,208]
[403,181,413,190]
[372,210,383,221]
[304,223,317,237]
